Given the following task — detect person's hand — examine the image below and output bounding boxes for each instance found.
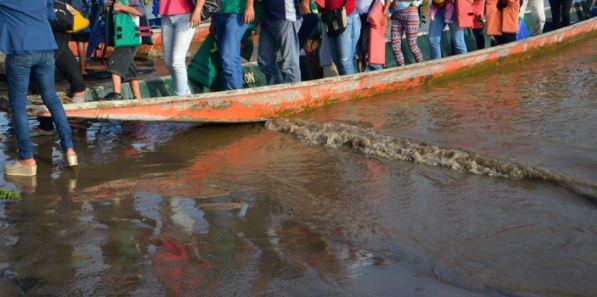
[382,6,391,27]
[189,9,202,27]
[381,14,389,27]
[299,0,311,16]
[244,5,254,24]
[113,1,124,12]
[391,0,399,10]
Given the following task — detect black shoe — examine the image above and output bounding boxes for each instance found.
[103,92,124,100]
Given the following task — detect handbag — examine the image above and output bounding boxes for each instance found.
[321,0,348,36]
[51,1,90,33]
[367,0,386,65]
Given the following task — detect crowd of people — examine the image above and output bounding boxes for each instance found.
[0,0,585,177]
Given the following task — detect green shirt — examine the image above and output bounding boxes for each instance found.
[218,0,246,15]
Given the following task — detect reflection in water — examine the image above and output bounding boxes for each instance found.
[0,39,596,296]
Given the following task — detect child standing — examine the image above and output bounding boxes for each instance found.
[104,0,145,100]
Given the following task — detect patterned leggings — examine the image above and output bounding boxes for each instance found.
[391,7,424,66]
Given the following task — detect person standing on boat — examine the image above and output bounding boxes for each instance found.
[549,0,573,30]
[160,0,205,96]
[104,0,145,100]
[258,0,303,84]
[71,0,92,75]
[486,0,519,45]
[214,0,255,90]
[0,0,78,176]
[33,0,90,138]
[355,0,392,71]
[390,0,425,66]
[428,0,468,59]
[519,0,545,35]
[310,0,361,75]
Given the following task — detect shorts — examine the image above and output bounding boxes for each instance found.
[71,32,90,42]
[107,46,139,81]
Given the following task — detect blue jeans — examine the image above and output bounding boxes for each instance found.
[162,14,196,96]
[215,13,248,90]
[327,11,361,75]
[5,52,74,160]
[428,8,467,60]
[258,18,303,85]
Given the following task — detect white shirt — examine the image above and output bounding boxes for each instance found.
[355,0,385,15]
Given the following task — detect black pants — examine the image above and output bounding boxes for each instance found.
[54,32,86,95]
[473,28,485,50]
[38,32,86,132]
[493,33,517,45]
[548,0,573,29]
[356,14,371,71]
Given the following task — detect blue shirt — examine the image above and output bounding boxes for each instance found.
[0,0,58,55]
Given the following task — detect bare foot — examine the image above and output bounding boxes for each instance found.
[18,159,36,167]
[65,148,76,157]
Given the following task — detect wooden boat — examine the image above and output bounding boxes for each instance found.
[29,18,597,123]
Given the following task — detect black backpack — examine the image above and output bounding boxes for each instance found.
[51,1,75,32]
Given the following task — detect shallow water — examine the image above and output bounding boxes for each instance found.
[0,37,596,296]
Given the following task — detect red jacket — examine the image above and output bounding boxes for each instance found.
[486,0,519,35]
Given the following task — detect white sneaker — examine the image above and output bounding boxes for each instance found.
[5,161,37,176]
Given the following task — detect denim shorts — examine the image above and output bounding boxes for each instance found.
[107,46,139,81]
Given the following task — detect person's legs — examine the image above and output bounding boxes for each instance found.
[76,41,88,75]
[428,8,446,59]
[391,13,406,66]
[161,15,176,77]
[278,19,303,83]
[495,33,517,44]
[327,11,359,75]
[54,32,86,99]
[257,20,283,85]
[124,48,141,99]
[216,13,248,90]
[107,47,137,98]
[549,0,562,29]
[356,14,369,71]
[402,7,424,63]
[5,54,35,162]
[170,14,195,96]
[449,12,468,55]
[350,11,362,69]
[111,74,123,94]
[562,0,572,26]
[31,52,74,153]
[473,28,485,49]
[528,0,546,35]
[130,80,141,99]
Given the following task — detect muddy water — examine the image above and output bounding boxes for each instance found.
[0,37,596,296]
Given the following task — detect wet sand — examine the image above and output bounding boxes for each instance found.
[0,38,595,296]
